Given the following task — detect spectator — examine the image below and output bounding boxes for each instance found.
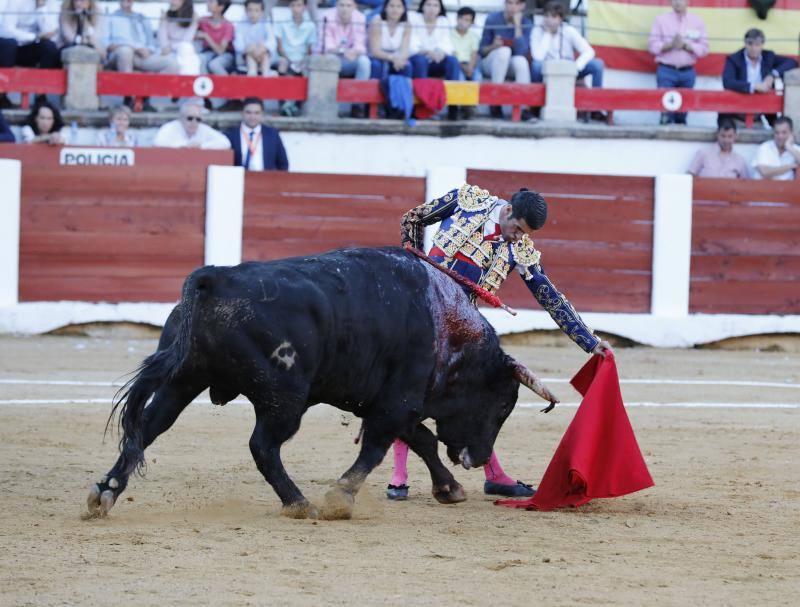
[752,116,800,180]
[20,99,70,144]
[648,0,708,125]
[0,107,15,142]
[233,0,277,76]
[59,0,106,60]
[223,97,288,171]
[319,0,371,82]
[0,1,61,74]
[688,119,749,179]
[368,0,412,80]
[105,0,179,96]
[275,0,316,116]
[720,28,798,127]
[158,0,200,75]
[197,0,234,75]
[96,104,137,147]
[409,0,459,81]
[479,0,532,119]
[531,2,603,89]
[450,7,479,83]
[35,0,60,44]
[153,97,231,149]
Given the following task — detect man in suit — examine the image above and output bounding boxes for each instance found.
[720,28,798,126]
[224,97,289,171]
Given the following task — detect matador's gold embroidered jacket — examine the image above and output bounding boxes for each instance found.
[401,183,599,353]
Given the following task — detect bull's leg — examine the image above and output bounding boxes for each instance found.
[248,408,316,519]
[87,381,205,517]
[321,416,401,520]
[402,424,466,505]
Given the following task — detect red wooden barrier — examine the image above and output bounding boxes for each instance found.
[0,68,66,109]
[18,166,207,302]
[467,170,654,313]
[0,145,232,167]
[575,88,784,127]
[96,72,307,111]
[242,172,425,260]
[690,178,800,315]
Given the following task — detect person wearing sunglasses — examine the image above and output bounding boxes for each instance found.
[153,96,231,149]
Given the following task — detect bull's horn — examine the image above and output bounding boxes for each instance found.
[510,358,559,413]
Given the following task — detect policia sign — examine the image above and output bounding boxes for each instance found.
[59,148,135,166]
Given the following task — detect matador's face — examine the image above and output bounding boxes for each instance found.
[498,203,536,243]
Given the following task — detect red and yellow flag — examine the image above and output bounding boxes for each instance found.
[588,0,800,75]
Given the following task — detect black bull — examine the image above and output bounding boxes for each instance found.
[87,247,557,519]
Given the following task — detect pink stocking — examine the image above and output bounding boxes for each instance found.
[390,439,410,487]
[483,450,516,485]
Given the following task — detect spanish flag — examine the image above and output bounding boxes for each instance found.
[588,0,800,75]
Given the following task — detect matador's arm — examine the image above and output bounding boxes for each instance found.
[400,188,460,249]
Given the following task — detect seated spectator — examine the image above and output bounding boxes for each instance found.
[153,98,230,149]
[158,0,200,75]
[20,99,70,144]
[197,0,234,75]
[275,0,317,116]
[0,107,15,142]
[751,116,800,180]
[223,97,288,171]
[0,1,61,74]
[35,0,60,44]
[450,6,480,83]
[105,0,179,91]
[410,0,460,81]
[531,2,603,89]
[688,119,749,179]
[319,0,371,82]
[59,0,105,60]
[720,28,799,127]
[233,0,277,76]
[368,0,412,80]
[648,0,708,125]
[479,0,532,119]
[96,104,137,147]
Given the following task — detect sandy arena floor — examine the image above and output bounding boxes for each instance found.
[0,334,798,606]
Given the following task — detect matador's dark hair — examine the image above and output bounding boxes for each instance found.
[509,188,547,230]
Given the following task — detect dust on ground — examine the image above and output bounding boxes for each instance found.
[0,334,798,606]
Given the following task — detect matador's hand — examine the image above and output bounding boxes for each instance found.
[592,340,613,358]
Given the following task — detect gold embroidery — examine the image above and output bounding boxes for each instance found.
[457,183,497,211]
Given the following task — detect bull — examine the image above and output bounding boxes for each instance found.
[87,247,558,520]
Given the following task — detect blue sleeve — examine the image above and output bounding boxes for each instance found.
[512,18,532,57]
[479,13,497,56]
[774,54,799,77]
[0,111,15,143]
[275,131,288,171]
[522,262,599,353]
[400,188,460,248]
[722,54,749,93]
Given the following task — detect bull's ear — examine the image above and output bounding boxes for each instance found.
[507,356,559,411]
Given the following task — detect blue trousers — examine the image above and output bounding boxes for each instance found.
[370,57,412,79]
[655,63,696,124]
[409,54,462,81]
[530,58,604,88]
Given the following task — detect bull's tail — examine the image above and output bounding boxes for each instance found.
[105,268,216,476]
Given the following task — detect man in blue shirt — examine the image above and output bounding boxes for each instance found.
[479,0,533,119]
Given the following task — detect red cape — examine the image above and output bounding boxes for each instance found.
[413,79,446,119]
[496,353,654,511]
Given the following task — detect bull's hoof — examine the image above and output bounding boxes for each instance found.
[281,501,319,520]
[432,481,467,504]
[84,476,121,519]
[320,488,355,520]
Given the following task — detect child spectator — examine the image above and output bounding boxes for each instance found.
[233,0,277,76]
[197,0,234,75]
[96,104,138,147]
[59,0,105,59]
[450,6,479,82]
[158,0,200,75]
[368,0,412,80]
[20,99,70,144]
[275,0,317,116]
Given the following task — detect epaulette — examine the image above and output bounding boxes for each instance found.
[457,183,497,211]
[512,234,542,268]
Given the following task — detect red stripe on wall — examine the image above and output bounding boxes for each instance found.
[594,45,734,76]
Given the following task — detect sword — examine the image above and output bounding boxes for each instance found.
[405,245,518,316]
